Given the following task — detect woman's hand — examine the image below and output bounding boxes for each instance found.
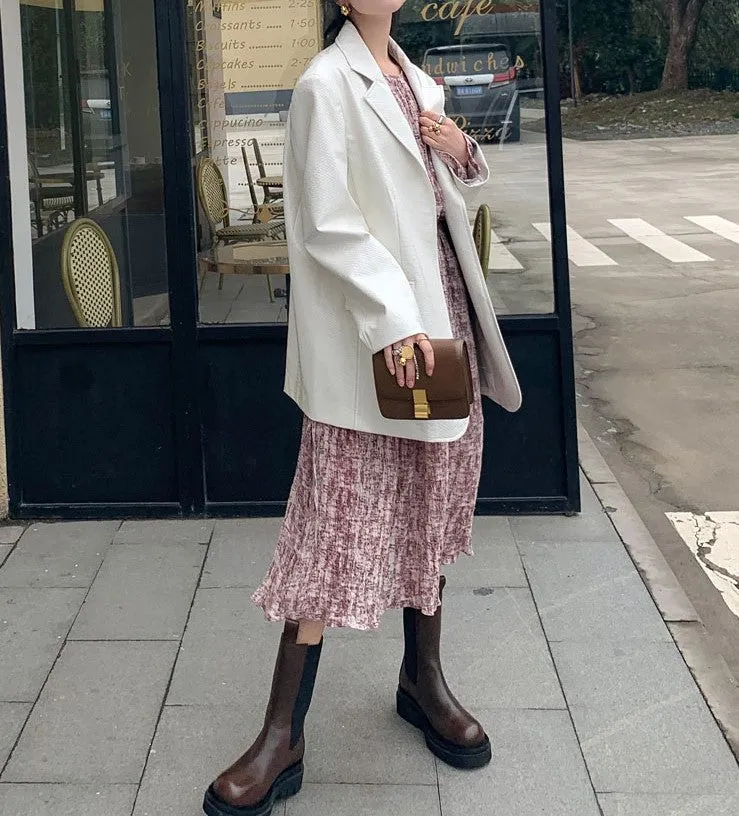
[383,334,435,389]
[419,111,468,166]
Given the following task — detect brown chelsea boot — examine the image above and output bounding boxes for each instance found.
[203,620,323,816]
[397,575,491,769]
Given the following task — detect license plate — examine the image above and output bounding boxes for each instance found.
[457,86,483,96]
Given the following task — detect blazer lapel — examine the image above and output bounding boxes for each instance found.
[335,22,425,172]
[389,38,445,115]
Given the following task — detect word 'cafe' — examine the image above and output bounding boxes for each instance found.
[419,0,540,35]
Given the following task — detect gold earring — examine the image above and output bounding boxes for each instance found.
[340,3,351,15]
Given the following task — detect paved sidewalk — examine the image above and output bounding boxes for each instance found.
[0,474,738,816]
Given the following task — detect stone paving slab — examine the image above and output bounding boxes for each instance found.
[69,543,205,641]
[519,540,671,642]
[134,705,260,816]
[201,519,282,588]
[439,587,565,709]
[551,640,739,793]
[597,793,739,816]
[437,709,600,816]
[285,783,440,816]
[578,472,607,514]
[444,517,528,588]
[0,588,85,701]
[510,508,617,545]
[306,637,436,785]
[0,783,138,816]
[0,526,26,545]
[0,521,118,588]
[3,641,178,784]
[114,519,214,546]
[0,702,30,765]
[167,588,277,706]
[593,481,699,623]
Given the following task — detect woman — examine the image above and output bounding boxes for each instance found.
[203,3,521,815]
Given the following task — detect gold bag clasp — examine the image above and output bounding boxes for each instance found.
[413,389,431,419]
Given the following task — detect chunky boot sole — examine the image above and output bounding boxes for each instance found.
[202,761,304,816]
[396,687,492,770]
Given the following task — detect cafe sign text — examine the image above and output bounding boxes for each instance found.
[419,0,538,36]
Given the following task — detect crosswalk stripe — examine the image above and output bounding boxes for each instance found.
[685,215,739,245]
[609,218,713,262]
[532,223,618,267]
[489,229,523,270]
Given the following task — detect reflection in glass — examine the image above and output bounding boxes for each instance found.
[18,0,169,328]
[395,1,553,315]
[190,0,316,324]
[190,0,554,323]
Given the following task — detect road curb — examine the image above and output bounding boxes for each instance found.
[577,422,739,756]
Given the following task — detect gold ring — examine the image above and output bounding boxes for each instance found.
[432,123,441,134]
[397,344,415,366]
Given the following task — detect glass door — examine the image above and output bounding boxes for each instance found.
[18,0,169,329]
[185,0,578,513]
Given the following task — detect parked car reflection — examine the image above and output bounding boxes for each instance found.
[81,98,113,162]
[423,43,521,142]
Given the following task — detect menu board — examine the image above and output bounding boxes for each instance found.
[221,0,321,94]
[191,0,321,104]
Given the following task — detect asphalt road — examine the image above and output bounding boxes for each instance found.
[472,132,739,681]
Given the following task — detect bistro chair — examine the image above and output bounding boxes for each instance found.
[241,146,283,224]
[61,218,122,328]
[247,137,283,204]
[86,161,106,208]
[28,158,76,237]
[196,158,285,300]
[474,203,491,279]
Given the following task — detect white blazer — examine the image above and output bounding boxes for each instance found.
[283,21,522,442]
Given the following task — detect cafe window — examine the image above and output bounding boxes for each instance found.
[189,0,551,325]
[396,1,550,316]
[15,0,169,329]
[189,0,320,324]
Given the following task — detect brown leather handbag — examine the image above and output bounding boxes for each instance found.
[372,339,473,420]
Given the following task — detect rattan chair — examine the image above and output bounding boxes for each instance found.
[61,218,122,328]
[474,204,491,279]
[196,158,285,299]
[28,158,76,237]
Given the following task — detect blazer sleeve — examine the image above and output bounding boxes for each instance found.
[286,76,425,353]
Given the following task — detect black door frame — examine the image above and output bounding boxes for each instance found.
[0,0,579,519]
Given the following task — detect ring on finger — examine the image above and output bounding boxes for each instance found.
[437,115,445,126]
[394,344,415,366]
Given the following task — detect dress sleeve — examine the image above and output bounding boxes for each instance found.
[439,133,484,182]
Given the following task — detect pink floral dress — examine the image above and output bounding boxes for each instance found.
[252,70,484,630]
